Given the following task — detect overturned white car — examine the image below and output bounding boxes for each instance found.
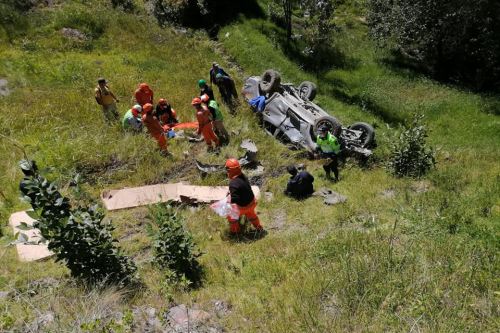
[242,70,375,156]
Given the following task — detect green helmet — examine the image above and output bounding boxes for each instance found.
[198,79,206,88]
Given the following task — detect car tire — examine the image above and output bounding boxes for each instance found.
[298,81,317,101]
[259,69,281,94]
[349,122,375,148]
[313,116,342,137]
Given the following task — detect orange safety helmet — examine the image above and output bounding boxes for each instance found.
[191,97,202,106]
[200,94,210,103]
[158,98,167,105]
[143,103,153,114]
[225,158,242,179]
[139,83,150,91]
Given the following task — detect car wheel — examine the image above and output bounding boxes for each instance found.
[298,81,317,101]
[313,116,342,139]
[348,122,375,148]
[259,69,281,94]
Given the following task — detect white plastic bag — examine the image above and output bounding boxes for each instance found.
[210,196,239,219]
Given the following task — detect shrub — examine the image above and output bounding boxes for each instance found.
[111,0,135,12]
[367,0,500,91]
[148,0,262,33]
[388,114,435,178]
[18,160,138,286]
[147,203,202,285]
[300,0,337,71]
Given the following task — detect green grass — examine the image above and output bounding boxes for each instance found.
[0,0,499,332]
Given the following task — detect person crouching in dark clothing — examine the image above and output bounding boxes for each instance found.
[284,165,314,199]
[155,98,178,126]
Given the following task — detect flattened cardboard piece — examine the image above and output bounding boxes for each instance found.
[9,211,54,262]
[178,185,261,204]
[101,183,180,210]
[101,183,261,210]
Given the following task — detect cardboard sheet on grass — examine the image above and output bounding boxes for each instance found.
[9,211,54,262]
[101,182,261,211]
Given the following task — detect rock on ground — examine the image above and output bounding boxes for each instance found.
[0,79,10,97]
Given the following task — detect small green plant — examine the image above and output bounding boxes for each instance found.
[18,159,138,286]
[388,113,435,177]
[147,203,202,285]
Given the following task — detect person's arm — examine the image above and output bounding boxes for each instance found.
[109,88,119,102]
[95,89,102,105]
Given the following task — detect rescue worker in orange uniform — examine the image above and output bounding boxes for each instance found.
[154,98,178,126]
[134,83,154,106]
[141,103,168,153]
[225,159,264,235]
[192,97,220,150]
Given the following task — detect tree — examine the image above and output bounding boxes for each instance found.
[367,0,500,90]
[18,160,138,286]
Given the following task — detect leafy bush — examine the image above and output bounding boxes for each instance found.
[18,160,138,286]
[388,114,435,178]
[300,0,337,71]
[149,0,262,33]
[148,203,202,285]
[367,0,500,91]
[0,0,34,42]
[111,0,135,12]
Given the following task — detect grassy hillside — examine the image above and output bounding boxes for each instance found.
[0,1,498,332]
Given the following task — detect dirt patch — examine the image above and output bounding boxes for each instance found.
[76,155,129,185]
[268,209,287,231]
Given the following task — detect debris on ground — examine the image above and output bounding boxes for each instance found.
[196,139,262,175]
[264,192,274,202]
[313,188,347,205]
[0,78,10,97]
[101,183,261,210]
[9,211,54,262]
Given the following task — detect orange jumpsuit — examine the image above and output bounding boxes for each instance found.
[227,174,262,233]
[196,106,219,147]
[135,89,154,106]
[142,113,167,151]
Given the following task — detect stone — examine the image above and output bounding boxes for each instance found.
[165,304,223,333]
[60,28,87,41]
[313,187,347,205]
[212,300,232,317]
[380,189,396,199]
[0,291,10,299]
[0,78,10,97]
[264,192,274,202]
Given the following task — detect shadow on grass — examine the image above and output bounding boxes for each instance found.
[380,49,500,98]
[258,22,360,74]
[321,76,406,125]
[158,0,265,39]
